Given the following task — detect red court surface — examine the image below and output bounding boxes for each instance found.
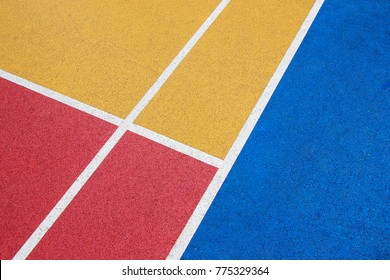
[0,78,116,259]
[27,131,217,259]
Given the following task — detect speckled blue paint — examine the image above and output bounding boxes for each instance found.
[183,0,390,259]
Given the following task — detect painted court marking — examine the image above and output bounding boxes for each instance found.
[0,70,123,126]
[12,0,230,260]
[135,0,317,159]
[0,0,224,119]
[0,69,221,168]
[167,0,325,260]
[129,124,223,168]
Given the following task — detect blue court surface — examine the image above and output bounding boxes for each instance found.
[183,0,389,259]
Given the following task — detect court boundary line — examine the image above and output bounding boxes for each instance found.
[167,0,325,260]
[13,0,230,259]
[0,70,123,126]
[129,124,223,168]
[0,69,222,167]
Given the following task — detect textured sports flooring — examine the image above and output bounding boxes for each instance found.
[0,0,389,260]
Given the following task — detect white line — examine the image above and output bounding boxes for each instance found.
[129,123,224,168]
[0,69,123,126]
[12,0,231,260]
[166,0,325,260]
[12,126,128,260]
[124,0,231,123]
[0,68,222,168]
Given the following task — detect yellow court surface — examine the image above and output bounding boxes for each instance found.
[0,0,220,118]
[136,0,315,159]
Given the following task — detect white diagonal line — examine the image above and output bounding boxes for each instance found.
[0,69,223,167]
[129,123,224,168]
[0,69,123,126]
[167,0,325,260]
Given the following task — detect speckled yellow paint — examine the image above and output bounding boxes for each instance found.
[0,0,220,118]
[135,0,315,159]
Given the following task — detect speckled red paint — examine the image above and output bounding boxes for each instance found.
[0,78,116,259]
[28,131,217,259]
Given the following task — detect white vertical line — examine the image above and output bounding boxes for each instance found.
[167,0,325,260]
[12,0,231,260]
[0,69,123,126]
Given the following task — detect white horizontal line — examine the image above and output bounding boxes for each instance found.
[0,69,223,167]
[0,69,123,126]
[129,124,223,168]
[166,0,325,260]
